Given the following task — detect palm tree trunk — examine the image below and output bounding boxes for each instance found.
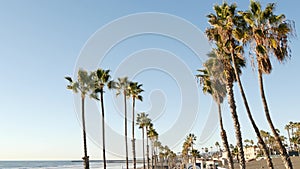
[230,53,274,169]
[146,129,150,169]
[100,89,107,169]
[160,156,163,169]
[225,76,245,169]
[286,128,291,150]
[132,97,136,169]
[258,71,293,169]
[154,145,157,169]
[217,102,234,169]
[194,155,196,169]
[151,141,154,169]
[142,128,146,169]
[81,96,90,169]
[124,91,129,169]
[154,154,157,169]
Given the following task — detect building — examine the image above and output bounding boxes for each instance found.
[244,146,260,161]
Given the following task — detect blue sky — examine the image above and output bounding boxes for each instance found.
[0,0,299,160]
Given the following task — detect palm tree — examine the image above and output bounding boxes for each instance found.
[91,68,111,169]
[260,130,276,155]
[158,144,168,168]
[285,122,292,149]
[206,3,247,168]
[182,141,190,168]
[196,53,234,169]
[232,145,239,162]
[168,151,177,169]
[163,145,170,168]
[290,137,299,151]
[65,69,94,169]
[108,77,130,169]
[158,145,165,169]
[153,140,161,169]
[137,112,151,169]
[186,133,196,169]
[186,133,196,151]
[207,2,276,168]
[191,149,200,169]
[128,82,144,169]
[239,1,295,168]
[146,123,152,169]
[148,124,158,169]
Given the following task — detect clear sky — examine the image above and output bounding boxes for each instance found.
[0,0,299,160]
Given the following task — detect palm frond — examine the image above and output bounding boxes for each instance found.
[65,76,73,83]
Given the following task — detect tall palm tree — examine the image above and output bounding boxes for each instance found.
[108,77,130,169]
[206,3,247,168]
[148,124,158,169]
[197,53,234,169]
[137,112,151,169]
[145,122,152,169]
[91,68,111,169]
[187,134,197,169]
[207,2,276,168]
[181,141,190,168]
[239,1,295,168]
[159,145,165,169]
[153,140,161,169]
[285,122,292,149]
[182,133,197,169]
[65,69,94,169]
[128,82,144,169]
[163,145,170,168]
[208,2,274,168]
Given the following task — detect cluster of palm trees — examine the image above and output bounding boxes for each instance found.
[260,130,286,155]
[65,68,147,169]
[181,133,200,169]
[285,122,300,152]
[136,112,151,169]
[197,1,295,169]
[65,68,170,169]
[146,122,177,169]
[66,69,114,169]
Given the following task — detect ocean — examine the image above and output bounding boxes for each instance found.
[0,161,140,169]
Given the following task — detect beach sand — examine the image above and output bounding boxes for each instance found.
[232,156,300,169]
[142,156,300,168]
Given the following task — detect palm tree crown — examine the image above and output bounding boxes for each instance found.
[66,69,94,97]
[128,82,144,101]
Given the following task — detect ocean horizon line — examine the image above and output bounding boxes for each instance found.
[0,159,145,163]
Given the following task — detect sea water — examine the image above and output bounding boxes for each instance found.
[0,161,139,169]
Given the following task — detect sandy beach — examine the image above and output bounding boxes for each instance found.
[148,156,300,169]
[232,156,300,169]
